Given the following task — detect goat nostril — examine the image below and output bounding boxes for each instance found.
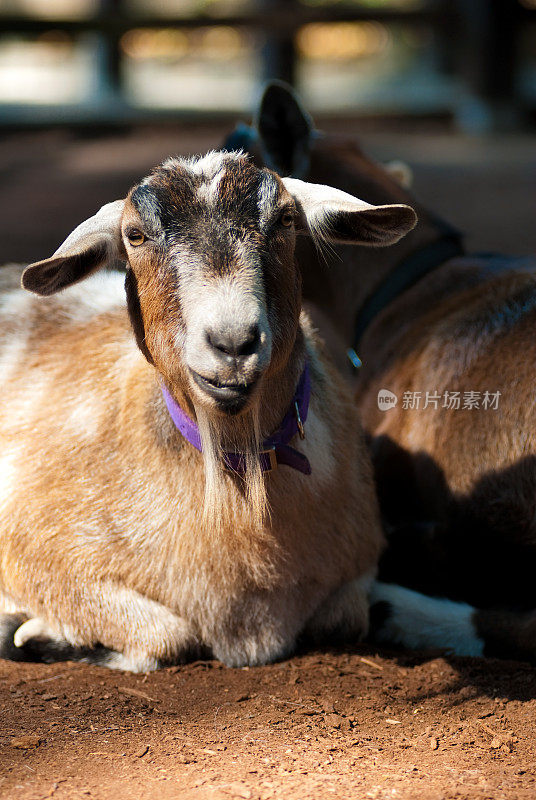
[207,324,261,359]
[239,324,261,356]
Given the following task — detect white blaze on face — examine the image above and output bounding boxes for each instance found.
[183,150,242,177]
[175,157,274,383]
[179,252,272,381]
[179,150,245,208]
[256,171,280,222]
[196,167,225,206]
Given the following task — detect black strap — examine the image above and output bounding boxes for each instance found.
[352,234,465,352]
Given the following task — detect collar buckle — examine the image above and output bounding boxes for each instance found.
[294,401,305,440]
[261,447,278,473]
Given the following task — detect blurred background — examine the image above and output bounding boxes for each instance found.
[0,0,535,263]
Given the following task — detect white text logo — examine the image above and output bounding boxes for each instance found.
[377,389,398,411]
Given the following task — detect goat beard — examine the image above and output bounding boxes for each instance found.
[195,403,268,533]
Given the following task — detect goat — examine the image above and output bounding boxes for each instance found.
[226,83,536,662]
[0,151,416,671]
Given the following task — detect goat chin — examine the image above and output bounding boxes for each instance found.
[195,402,268,533]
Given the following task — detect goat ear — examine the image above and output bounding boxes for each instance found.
[256,81,314,178]
[22,200,126,296]
[282,178,417,247]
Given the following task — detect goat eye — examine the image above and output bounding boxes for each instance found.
[126,228,146,246]
[279,211,294,228]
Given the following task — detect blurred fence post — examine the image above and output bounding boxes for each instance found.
[92,0,124,107]
[455,0,523,132]
[258,0,298,86]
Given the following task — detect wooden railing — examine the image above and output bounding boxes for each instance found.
[0,0,531,129]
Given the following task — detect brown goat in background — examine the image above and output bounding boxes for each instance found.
[228,83,536,662]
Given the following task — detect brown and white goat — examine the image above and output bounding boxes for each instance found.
[0,151,416,671]
[230,82,536,662]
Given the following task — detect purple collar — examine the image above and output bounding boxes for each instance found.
[161,364,312,475]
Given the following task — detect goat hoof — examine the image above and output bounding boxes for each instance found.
[14,618,61,648]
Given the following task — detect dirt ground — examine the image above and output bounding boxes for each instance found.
[1,119,536,799]
[2,646,536,800]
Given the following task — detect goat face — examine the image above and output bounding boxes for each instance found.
[123,152,300,416]
[22,150,417,418]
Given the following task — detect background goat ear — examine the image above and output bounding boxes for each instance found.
[21,200,125,296]
[282,178,418,247]
[256,81,314,178]
[384,160,414,189]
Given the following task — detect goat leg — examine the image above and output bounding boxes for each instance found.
[304,574,373,644]
[1,582,202,672]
